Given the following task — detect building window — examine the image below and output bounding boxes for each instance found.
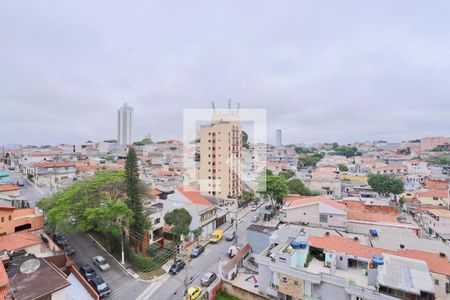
[281,277,287,283]
[154,218,160,225]
[8,215,11,221]
[435,279,439,285]
[319,214,328,223]
[294,281,298,286]
[1,217,3,223]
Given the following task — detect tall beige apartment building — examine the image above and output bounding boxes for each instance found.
[199,114,242,199]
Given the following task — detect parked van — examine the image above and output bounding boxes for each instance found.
[209,230,223,243]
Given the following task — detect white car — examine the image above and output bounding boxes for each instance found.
[227,245,240,258]
[93,256,110,271]
[251,205,258,211]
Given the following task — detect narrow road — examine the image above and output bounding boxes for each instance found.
[68,233,151,300]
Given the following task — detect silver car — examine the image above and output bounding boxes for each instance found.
[93,256,110,271]
[200,272,217,287]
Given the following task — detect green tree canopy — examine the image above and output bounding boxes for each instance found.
[427,154,450,165]
[298,153,323,168]
[287,178,311,196]
[263,175,289,209]
[279,169,295,180]
[242,131,249,149]
[37,170,133,237]
[338,164,348,172]
[333,146,360,158]
[368,174,405,197]
[164,208,192,241]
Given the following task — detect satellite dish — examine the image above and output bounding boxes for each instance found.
[20,258,41,274]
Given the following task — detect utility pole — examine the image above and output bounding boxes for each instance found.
[234,208,238,247]
[183,237,189,299]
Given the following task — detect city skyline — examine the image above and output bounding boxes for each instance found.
[2,1,450,145]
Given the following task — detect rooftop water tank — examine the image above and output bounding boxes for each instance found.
[372,255,384,268]
[369,228,378,237]
[291,235,307,250]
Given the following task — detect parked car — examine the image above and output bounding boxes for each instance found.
[89,276,111,298]
[251,205,258,211]
[265,204,273,211]
[8,166,15,171]
[190,245,205,258]
[225,231,236,241]
[169,259,185,275]
[227,245,240,258]
[251,215,260,223]
[16,179,24,186]
[80,264,97,281]
[53,233,68,247]
[200,272,217,287]
[183,286,202,300]
[93,256,110,271]
[64,243,76,256]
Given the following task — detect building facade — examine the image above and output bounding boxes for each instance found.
[199,115,242,199]
[117,103,133,145]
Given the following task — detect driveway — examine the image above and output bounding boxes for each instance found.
[69,233,151,300]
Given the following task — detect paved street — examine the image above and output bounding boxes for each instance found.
[8,169,49,207]
[150,204,262,300]
[68,233,150,300]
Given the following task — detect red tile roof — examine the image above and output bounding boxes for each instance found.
[417,189,449,198]
[178,187,211,205]
[347,211,398,223]
[0,231,41,251]
[76,165,96,172]
[309,235,450,276]
[0,184,19,192]
[283,195,346,212]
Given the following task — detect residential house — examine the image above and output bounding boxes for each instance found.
[280,195,347,228]
[422,209,450,238]
[143,203,164,246]
[307,170,341,198]
[417,189,449,208]
[0,206,44,235]
[28,161,76,188]
[0,185,19,198]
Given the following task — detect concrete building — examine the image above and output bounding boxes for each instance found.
[117,103,133,145]
[276,129,282,147]
[280,195,347,228]
[422,209,450,238]
[199,114,242,199]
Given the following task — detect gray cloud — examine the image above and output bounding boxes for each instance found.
[1,0,450,145]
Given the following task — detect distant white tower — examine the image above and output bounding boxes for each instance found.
[276,129,282,147]
[117,103,133,145]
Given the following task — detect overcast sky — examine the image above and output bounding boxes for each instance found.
[1,1,450,146]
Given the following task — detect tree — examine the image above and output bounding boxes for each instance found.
[368,174,405,199]
[242,131,249,149]
[333,146,359,158]
[104,139,118,143]
[125,148,146,243]
[192,227,203,245]
[287,178,311,196]
[279,169,295,180]
[298,153,323,168]
[427,154,450,165]
[338,164,348,172]
[164,208,192,241]
[37,170,133,250]
[262,175,289,210]
[133,138,153,146]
